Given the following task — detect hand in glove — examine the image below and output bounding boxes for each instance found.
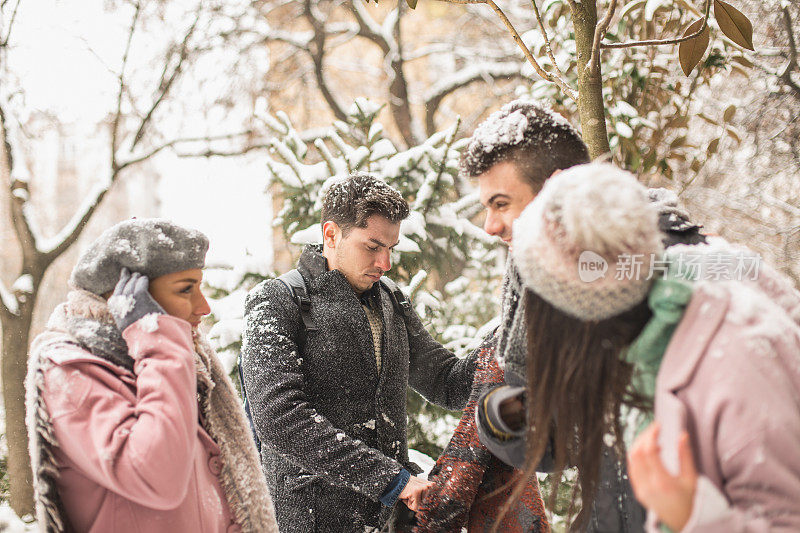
[108,268,165,332]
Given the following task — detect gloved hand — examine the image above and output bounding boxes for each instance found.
[108,268,165,332]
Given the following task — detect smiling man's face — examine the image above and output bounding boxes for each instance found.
[478,160,537,246]
[323,214,400,294]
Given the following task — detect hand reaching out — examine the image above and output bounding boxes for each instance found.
[627,422,698,532]
[398,475,433,512]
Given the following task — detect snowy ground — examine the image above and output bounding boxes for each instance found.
[0,502,36,533]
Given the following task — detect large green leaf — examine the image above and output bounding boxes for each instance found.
[714,0,754,50]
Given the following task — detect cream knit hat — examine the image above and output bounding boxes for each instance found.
[511,163,664,321]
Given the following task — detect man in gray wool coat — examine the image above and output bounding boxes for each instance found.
[241,173,477,532]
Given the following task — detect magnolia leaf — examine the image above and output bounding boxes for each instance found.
[668,115,691,129]
[405,0,417,9]
[670,135,687,149]
[714,0,755,51]
[679,18,711,76]
[706,138,720,156]
[691,159,702,172]
[723,104,736,122]
[731,55,754,68]
[725,127,742,143]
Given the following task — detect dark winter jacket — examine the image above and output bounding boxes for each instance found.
[241,245,477,532]
[477,205,706,533]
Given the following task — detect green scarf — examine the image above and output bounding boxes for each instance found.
[622,277,694,441]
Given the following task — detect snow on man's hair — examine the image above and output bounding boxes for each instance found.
[320,173,409,233]
[461,99,589,192]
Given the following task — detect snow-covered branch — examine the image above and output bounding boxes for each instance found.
[40,179,112,259]
[589,0,617,75]
[423,62,530,135]
[349,0,391,54]
[1,101,42,254]
[260,27,313,49]
[433,0,576,101]
[0,278,18,317]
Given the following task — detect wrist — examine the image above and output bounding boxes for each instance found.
[379,468,410,507]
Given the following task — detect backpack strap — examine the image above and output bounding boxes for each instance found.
[380,276,411,318]
[380,276,419,337]
[278,269,318,332]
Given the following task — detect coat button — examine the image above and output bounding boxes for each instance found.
[208,456,222,476]
[227,524,241,533]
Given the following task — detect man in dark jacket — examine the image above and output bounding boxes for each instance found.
[241,173,477,532]
[461,100,704,532]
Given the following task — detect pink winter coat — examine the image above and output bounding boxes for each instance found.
[651,269,800,531]
[40,314,239,533]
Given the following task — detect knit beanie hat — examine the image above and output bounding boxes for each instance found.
[70,218,209,295]
[511,163,664,321]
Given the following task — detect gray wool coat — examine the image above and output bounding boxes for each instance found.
[241,245,476,532]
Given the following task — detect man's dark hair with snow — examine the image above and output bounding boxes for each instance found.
[460,100,590,192]
[320,173,410,234]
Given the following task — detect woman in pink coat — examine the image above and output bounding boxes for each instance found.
[26,219,278,533]
[504,163,800,532]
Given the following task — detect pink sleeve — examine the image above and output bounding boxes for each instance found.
[43,315,198,510]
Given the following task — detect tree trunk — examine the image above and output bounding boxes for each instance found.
[1,303,35,516]
[572,1,611,159]
[388,4,419,148]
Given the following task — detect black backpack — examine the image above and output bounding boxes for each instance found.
[238,270,414,452]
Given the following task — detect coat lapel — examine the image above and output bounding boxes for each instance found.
[655,284,730,475]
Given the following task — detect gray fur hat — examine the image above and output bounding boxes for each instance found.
[70,218,209,295]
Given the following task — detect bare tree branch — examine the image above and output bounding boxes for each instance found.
[304,0,349,122]
[601,0,711,49]
[778,4,800,96]
[387,3,422,146]
[588,0,617,75]
[175,144,271,158]
[434,0,577,101]
[112,1,141,165]
[349,0,390,54]
[130,12,200,151]
[0,0,22,47]
[530,0,563,77]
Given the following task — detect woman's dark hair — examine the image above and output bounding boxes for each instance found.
[502,289,652,531]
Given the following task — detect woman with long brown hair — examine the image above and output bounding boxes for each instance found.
[505,163,800,531]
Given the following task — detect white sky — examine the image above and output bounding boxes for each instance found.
[7,0,274,268]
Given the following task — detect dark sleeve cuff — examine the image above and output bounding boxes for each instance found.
[479,385,526,440]
[379,468,410,507]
